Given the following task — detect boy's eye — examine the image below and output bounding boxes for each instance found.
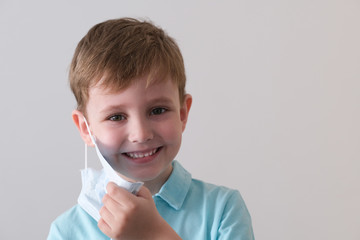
[150,107,167,115]
[108,114,126,121]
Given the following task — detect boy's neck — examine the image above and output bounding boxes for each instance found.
[143,166,173,195]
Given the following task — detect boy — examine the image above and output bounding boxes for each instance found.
[48,18,254,239]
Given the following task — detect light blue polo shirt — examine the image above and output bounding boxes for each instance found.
[48,161,254,239]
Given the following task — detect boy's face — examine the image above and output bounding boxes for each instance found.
[75,76,192,185]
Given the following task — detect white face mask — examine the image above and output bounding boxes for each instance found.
[78,117,143,221]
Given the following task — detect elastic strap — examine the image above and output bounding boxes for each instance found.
[83,117,94,170]
[85,144,88,170]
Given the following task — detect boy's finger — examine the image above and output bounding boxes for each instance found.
[106,182,136,204]
[102,193,126,216]
[98,218,112,237]
[99,203,115,224]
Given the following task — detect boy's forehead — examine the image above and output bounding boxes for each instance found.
[90,74,175,95]
[88,75,178,100]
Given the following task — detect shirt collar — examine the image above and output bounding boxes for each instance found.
[154,160,192,210]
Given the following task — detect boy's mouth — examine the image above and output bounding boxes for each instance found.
[124,147,161,159]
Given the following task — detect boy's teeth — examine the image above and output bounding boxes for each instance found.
[126,148,157,159]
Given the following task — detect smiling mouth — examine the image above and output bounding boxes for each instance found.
[124,147,161,159]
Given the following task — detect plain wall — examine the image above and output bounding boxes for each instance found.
[1,0,359,239]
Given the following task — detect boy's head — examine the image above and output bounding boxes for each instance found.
[70,18,192,190]
[69,17,186,115]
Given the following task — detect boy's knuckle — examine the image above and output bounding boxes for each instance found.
[106,183,117,195]
[97,219,109,234]
[99,206,106,216]
[122,214,132,225]
[102,194,109,204]
[127,202,137,212]
[113,231,122,239]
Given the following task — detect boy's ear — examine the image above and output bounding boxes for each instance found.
[180,94,192,132]
[72,110,94,147]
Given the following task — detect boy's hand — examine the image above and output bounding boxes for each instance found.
[98,182,181,240]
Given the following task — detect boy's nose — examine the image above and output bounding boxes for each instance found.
[128,118,154,143]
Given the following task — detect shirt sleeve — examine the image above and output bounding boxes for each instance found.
[46,205,109,240]
[47,221,65,240]
[217,190,255,240]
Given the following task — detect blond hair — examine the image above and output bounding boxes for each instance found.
[69,18,186,113]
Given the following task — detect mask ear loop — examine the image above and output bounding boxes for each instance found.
[83,117,95,170]
[85,144,88,170]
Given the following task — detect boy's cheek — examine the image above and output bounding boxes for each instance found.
[96,136,124,156]
[158,118,183,135]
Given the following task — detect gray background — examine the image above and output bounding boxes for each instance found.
[1,0,359,239]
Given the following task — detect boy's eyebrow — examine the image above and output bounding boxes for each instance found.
[100,105,126,114]
[147,97,175,105]
[99,97,176,114]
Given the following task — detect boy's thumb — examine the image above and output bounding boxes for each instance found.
[136,185,152,200]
